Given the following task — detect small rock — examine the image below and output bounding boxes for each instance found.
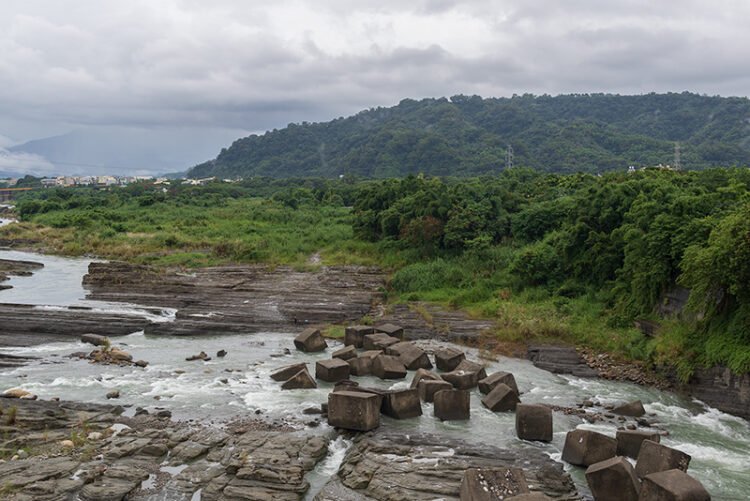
[60,440,75,448]
[2,388,34,399]
[87,432,103,440]
[134,360,149,368]
[16,450,28,459]
[186,351,211,361]
[106,390,120,399]
[217,349,227,357]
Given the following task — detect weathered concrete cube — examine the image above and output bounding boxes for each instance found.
[481,383,521,412]
[375,323,404,340]
[372,355,407,380]
[585,456,640,501]
[293,328,328,352]
[410,368,442,389]
[434,346,466,371]
[327,391,380,431]
[348,356,373,376]
[612,399,646,417]
[434,389,470,421]
[315,358,351,382]
[640,469,710,501]
[419,379,453,403]
[363,333,400,351]
[616,430,660,459]
[561,429,617,467]
[333,379,359,392]
[442,370,480,390]
[455,359,488,381]
[387,342,432,370]
[515,404,553,442]
[332,345,357,361]
[281,368,317,390]
[382,388,422,419]
[270,362,308,382]
[344,325,374,348]
[478,371,519,395]
[459,468,529,501]
[635,440,691,479]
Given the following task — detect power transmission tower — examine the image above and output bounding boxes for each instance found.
[505,144,514,170]
[674,142,681,170]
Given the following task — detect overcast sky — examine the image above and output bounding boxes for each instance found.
[1,0,749,174]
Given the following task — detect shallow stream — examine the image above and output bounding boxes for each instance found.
[0,249,748,500]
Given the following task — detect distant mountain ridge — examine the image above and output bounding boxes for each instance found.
[188,92,750,178]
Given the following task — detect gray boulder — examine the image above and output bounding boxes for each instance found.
[612,400,646,417]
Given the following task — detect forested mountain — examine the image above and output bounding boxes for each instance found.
[188,93,750,178]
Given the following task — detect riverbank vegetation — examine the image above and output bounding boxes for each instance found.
[3,168,750,378]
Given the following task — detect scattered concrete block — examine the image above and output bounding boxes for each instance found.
[418,379,453,403]
[635,440,691,479]
[585,456,640,501]
[515,404,552,442]
[616,430,660,459]
[348,356,372,376]
[332,345,357,360]
[382,388,422,419]
[434,389,470,421]
[478,371,519,395]
[281,368,317,390]
[561,429,617,467]
[344,325,375,348]
[410,368,442,389]
[363,333,400,351]
[434,346,466,371]
[372,355,407,380]
[612,400,646,417]
[481,383,521,412]
[442,370,480,390]
[270,362,308,382]
[640,469,710,501]
[459,468,529,501]
[293,328,327,352]
[327,391,380,431]
[455,359,488,381]
[375,323,404,340]
[333,380,359,392]
[315,358,351,383]
[387,342,432,370]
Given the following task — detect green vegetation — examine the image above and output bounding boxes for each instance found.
[189,93,750,179]
[4,168,750,378]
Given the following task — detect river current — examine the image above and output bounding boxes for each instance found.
[0,249,748,500]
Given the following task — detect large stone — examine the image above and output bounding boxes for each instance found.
[434,346,466,371]
[348,356,373,376]
[585,456,640,501]
[270,363,308,382]
[442,370,480,390]
[387,342,432,370]
[80,333,109,347]
[382,388,422,419]
[410,368,442,389]
[315,359,351,382]
[612,400,646,417]
[344,325,374,348]
[281,368,317,390]
[456,359,488,381]
[561,429,617,467]
[109,348,132,362]
[363,333,400,351]
[482,383,521,412]
[375,323,404,340]
[372,355,407,380]
[635,440,691,479]
[419,379,453,403]
[2,388,34,399]
[515,404,552,442]
[459,468,529,501]
[294,327,328,352]
[332,345,357,361]
[616,430,660,459]
[434,389,470,421]
[639,469,711,501]
[479,371,519,395]
[327,391,380,431]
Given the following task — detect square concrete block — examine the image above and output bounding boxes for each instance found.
[640,469,710,501]
[410,368,442,389]
[327,391,380,431]
[375,323,404,340]
[419,380,453,403]
[585,456,640,501]
[344,325,374,348]
[382,388,422,419]
[434,389,470,421]
[612,400,646,417]
[459,468,529,501]
[635,440,691,479]
[315,358,351,382]
[270,362,308,382]
[478,371,519,395]
[387,342,432,370]
[616,430,660,459]
[332,345,357,361]
[455,359,488,381]
[442,370,480,390]
[348,356,373,376]
[372,354,407,380]
[363,333,400,351]
[515,404,552,442]
[561,429,617,467]
[293,328,328,352]
[481,383,521,412]
[434,346,466,371]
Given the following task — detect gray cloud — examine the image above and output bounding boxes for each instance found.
[0,0,749,174]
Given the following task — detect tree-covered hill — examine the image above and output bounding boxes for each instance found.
[188,92,750,178]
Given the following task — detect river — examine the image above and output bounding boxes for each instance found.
[0,249,748,499]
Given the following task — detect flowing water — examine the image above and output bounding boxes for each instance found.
[0,249,748,500]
